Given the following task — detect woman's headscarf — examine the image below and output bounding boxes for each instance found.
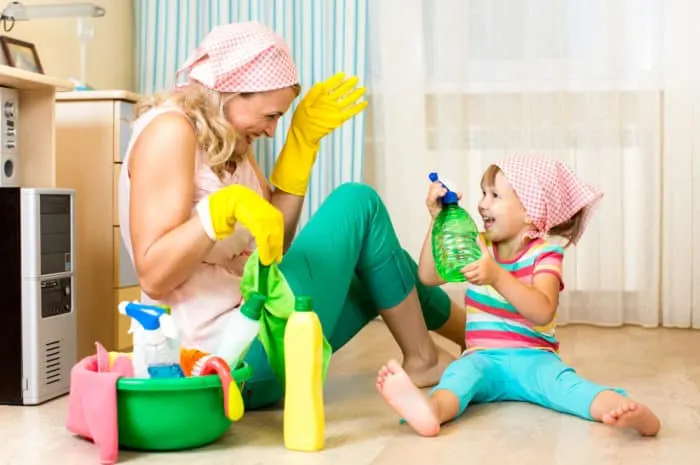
[176,21,299,93]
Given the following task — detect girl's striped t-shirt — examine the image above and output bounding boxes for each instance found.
[464,236,565,353]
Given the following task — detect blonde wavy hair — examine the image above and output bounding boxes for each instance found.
[134,82,301,179]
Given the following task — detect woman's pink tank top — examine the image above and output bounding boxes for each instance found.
[118,104,266,352]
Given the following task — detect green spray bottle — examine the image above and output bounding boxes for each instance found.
[429,172,482,282]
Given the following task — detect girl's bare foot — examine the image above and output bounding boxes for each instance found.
[601,401,661,436]
[402,349,454,388]
[376,359,440,437]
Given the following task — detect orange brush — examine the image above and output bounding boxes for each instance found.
[180,348,213,377]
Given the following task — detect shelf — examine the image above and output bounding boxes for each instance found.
[56,90,141,103]
[0,65,73,91]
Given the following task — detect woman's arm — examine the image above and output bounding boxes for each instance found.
[270,190,304,250]
[246,151,303,251]
[128,112,215,299]
[418,219,446,286]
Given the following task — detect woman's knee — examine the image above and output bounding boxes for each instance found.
[326,182,383,208]
[315,182,391,227]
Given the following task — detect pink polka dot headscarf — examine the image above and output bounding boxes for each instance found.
[176,21,299,93]
[494,153,604,244]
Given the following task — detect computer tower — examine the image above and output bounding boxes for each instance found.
[0,187,76,405]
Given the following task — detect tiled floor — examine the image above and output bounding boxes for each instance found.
[1,320,698,465]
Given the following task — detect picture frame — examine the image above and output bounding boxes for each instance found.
[0,36,44,74]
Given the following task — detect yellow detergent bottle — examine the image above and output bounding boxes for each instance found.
[283,295,325,451]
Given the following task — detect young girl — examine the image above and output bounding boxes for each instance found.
[376,153,661,437]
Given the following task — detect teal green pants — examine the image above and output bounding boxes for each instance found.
[241,183,453,410]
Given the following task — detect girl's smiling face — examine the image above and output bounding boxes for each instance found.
[478,166,533,246]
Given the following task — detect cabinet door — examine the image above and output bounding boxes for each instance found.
[113,163,121,226]
[112,101,138,287]
[114,101,135,162]
[114,226,139,288]
[55,99,118,358]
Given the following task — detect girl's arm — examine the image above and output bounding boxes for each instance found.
[492,270,560,326]
[418,219,446,286]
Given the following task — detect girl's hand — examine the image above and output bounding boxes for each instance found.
[462,237,503,286]
[426,182,462,219]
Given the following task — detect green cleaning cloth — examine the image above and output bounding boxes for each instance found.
[240,250,332,388]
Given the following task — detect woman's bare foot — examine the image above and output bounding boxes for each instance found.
[402,348,454,388]
[601,401,661,436]
[377,360,441,437]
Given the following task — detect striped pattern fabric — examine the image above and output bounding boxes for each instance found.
[465,236,565,353]
[133,0,368,227]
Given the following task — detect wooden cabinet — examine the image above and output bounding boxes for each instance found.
[55,90,141,358]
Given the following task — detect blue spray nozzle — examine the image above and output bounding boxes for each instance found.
[428,172,459,205]
[429,172,450,190]
[118,301,166,331]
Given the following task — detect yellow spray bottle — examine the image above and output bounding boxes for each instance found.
[283,295,325,451]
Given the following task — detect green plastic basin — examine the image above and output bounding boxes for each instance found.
[116,363,253,451]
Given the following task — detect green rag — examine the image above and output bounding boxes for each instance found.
[240,250,332,387]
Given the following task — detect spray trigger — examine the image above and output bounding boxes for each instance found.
[159,314,179,339]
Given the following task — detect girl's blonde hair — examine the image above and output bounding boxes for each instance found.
[134,82,301,179]
[481,164,585,248]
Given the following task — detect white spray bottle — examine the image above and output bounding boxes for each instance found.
[118,301,184,379]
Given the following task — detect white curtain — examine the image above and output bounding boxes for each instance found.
[133,0,368,227]
[367,0,699,328]
[661,0,700,328]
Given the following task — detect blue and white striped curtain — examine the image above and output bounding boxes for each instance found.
[134,0,368,226]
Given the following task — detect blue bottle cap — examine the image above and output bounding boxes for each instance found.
[443,191,459,204]
[148,364,185,379]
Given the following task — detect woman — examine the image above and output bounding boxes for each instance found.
[118,21,465,409]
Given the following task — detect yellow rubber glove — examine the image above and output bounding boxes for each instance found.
[195,184,284,265]
[270,72,368,196]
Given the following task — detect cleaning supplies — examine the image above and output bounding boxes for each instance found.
[118,301,184,379]
[214,292,266,369]
[180,348,215,377]
[198,356,245,422]
[429,172,482,282]
[283,295,325,452]
[179,348,244,422]
[239,254,334,410]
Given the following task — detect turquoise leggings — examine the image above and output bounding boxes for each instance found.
[433,349,627,420]
[241,183,453,409]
